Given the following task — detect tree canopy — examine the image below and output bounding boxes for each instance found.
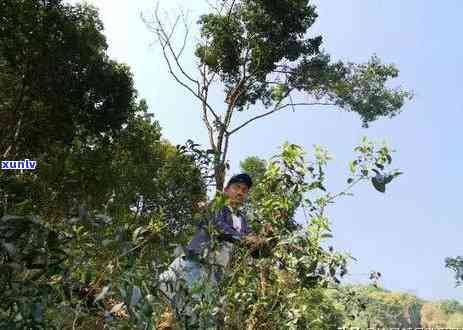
[0,0,137,160]
[146,0,412,190]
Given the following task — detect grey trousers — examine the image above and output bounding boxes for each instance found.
[158,255,222,328]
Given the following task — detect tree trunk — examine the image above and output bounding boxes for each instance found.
[215,162,226,192]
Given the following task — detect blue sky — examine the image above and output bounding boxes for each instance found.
[74,0,463,302]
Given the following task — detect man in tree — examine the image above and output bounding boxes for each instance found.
[158,173,265,327]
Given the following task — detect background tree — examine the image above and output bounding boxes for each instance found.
[240,156,267,187]
[446,256,463,286]
[439,299,463,315]
[420,303,448,328]
[0,1,207,327]
[345,285,423,329]
[447,312,463,328]
[144,0,412,190]
[0,109,207,328]
[239,156,267,216]
[0,0,136,161]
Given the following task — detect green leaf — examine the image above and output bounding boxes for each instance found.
[350,160,358,172]
[393,171,403,178]
[384,175,393,184]
[371,175,386,193]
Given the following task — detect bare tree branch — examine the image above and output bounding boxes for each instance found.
[2,113,22,159]
[226,0,236,21]
[229,102,336,135]
[220,133,230,165]
[200,62,217,151]
[205,0,227,16]
[153,7,198,86]
[272,70,294,75]
[143,6,222,124]
[217,45,253,168]
[288,91,296,113]
[176,10,190,59]
[159,40,200,105]
[2,77,27,159]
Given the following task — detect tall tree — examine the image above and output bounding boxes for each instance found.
[0,0,137,161]
[0,2,207,326]
[145,0,412,190]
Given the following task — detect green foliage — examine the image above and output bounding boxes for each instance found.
[447,312,463,327]
[240,156,267,186]
[334,286,463,329]
[421,302,449,328]
[0,128,206,328]
[0,2,206,326]
[0,0,137,159]
[147,0,412,191]
[0,1,420,328]
[212,139,400,329]
[339,285,423,329]
[347,136,402,193]
[446,256,463,286]
[197,1,319,83]
[0,215,66,329]
[195,0,411,123]
[0,128,410,329]
[290,54,413,127]
[439,299,463,315]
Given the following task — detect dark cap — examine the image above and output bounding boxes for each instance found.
[226,173,253,189]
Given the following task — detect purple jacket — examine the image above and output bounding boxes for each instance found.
[185,206,254,258]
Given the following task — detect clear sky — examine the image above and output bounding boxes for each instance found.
[72,0,462,302]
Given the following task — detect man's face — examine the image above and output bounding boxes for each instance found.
[224,182,249,207]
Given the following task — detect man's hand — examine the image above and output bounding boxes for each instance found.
[261,223,275,237]
[243,234,264,251]
[244,224,278,258]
